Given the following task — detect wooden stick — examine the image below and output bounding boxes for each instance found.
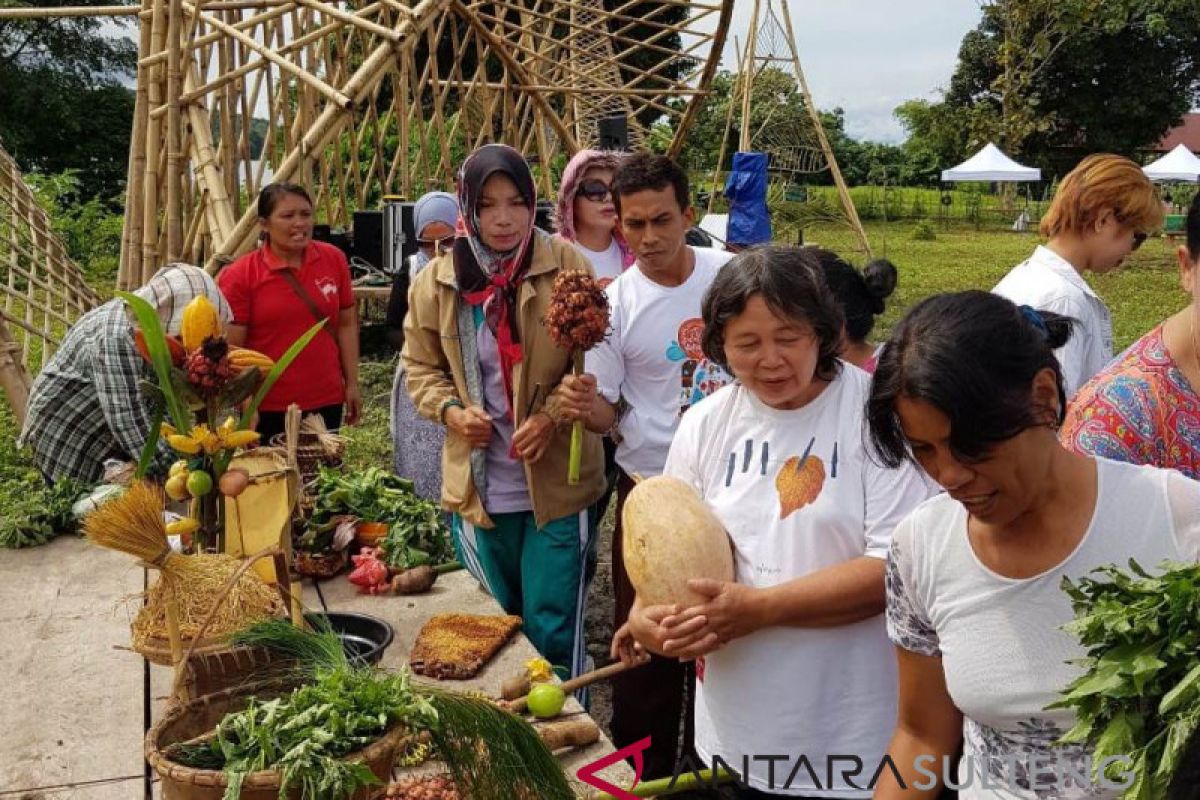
[165,0,184,259]
[283,404,303,627]
[507,657,649,714]
[294,0,401,43]
[668,0,733,161]
[141,0,168,283]
[0,5,137,17]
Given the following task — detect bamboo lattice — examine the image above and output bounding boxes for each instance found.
[108,0,733,287]
[0,143,102,423]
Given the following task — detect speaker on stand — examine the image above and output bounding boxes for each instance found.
[598,115,629,152]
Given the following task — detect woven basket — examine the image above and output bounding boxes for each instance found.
[270,431,345,485]
[294,548,349,580]
[176,646,294,699]
[146,679,406,799]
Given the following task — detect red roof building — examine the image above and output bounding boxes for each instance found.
[1154,113,1200,154]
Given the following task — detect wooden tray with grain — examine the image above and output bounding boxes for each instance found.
[409,613,523,680]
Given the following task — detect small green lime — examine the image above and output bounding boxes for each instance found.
[186,470,213,497]
[526,682,565,719]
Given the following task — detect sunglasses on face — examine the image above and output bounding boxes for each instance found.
[1131,230,1148,251]
[577,179,612,203]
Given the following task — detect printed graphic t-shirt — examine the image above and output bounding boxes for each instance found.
[576,238,625,287]
[664,370,933,797]
[587,246,734,478]
[218,241,353,412]
[887,459,1200,799]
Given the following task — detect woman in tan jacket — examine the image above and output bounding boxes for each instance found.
[403,144,605,681]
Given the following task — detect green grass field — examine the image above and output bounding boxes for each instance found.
[0,221,1189,487]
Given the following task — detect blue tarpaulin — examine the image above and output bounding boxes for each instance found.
[724,151,771,246]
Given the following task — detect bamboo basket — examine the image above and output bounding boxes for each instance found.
[146,679,406,799]
[270,430,345,486]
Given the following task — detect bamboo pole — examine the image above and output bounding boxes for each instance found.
[165,0,184,258]
[141,2,294,70]
[776,0,870,256]
[0,5,137,17]
[668,0,733,160]
[0,317,30,425]
[120,0,156,288]
[141,0,169,283]
[180,1,354,111]
[738,0,760,153]
[208,0,446,267]
[294,0,401,43]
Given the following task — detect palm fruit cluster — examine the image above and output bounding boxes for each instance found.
[543,269,610,352]
[184,336,234,398]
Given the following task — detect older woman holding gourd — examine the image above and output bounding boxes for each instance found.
[614,246,930,798]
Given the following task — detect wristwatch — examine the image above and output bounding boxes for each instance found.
[439,398,465,423]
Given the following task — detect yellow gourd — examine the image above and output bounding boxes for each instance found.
[621,475,735,607]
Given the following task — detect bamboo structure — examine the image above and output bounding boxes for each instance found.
[86,0,735,286]
[713,0,870,255]
[0,145,102,423]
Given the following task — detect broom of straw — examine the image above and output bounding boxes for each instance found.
[84,481,186,669]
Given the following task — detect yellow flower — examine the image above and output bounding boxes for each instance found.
[221,430,261,449]
[219,416,237,436]
[166,434,201,455]
[190,424,223,455]
[161,422,178,438]
[525,658,554,683]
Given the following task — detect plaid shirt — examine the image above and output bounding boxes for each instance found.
[18,264,230,483]
[18,299,173,482]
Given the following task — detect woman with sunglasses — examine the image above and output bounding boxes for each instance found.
[388,191,460,500]
[1062,192,1200,480]
[993,154,1162,398]
[403,145,605,683]
[554,149,634,288]
[868,291,1200,799]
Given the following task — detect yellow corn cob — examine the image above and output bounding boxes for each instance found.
[227,347,275,372]
[180,296,222,351]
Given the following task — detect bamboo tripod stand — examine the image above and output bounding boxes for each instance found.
[709,0,871,257]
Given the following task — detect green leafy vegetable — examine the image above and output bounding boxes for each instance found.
[1052,560,1200,798]
[305,467,453,569]
[0,477,92,549]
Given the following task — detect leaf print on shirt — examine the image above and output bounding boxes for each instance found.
[775,436,825,518]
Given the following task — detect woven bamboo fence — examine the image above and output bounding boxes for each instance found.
[0,144,102,423]
[63,0,734,287]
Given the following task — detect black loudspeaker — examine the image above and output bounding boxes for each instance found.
[352,210,384,270]
[598,116,629,151]
[312,224,353,260]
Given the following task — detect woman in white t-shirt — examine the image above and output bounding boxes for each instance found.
[866,291,1200,799]
[553,149,634,287]
[613,246,932,798]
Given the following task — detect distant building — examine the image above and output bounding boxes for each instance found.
[1153,114,1200,155]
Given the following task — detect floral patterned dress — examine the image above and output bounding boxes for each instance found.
[1061,325,1200,480]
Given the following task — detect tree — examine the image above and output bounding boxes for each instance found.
[0,0,137,201]
[893,99,971,186]
[925,0,1200,173]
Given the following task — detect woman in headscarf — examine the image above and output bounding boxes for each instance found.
[388,190,459,500]
[19,263,232,483]
[554,149,633,287]
[403,144,605,681]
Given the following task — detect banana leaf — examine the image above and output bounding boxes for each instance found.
[117,292,192,432]
[238,320,325,428]
[218,366,262,409]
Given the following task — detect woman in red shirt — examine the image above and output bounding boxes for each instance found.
[217,183,361,440]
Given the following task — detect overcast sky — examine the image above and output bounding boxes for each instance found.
[721,1,984,143]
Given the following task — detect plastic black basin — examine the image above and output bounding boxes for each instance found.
[304,611,395,666]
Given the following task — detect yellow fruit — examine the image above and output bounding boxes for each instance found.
[222,429,260,449]
[168,460,189,479]
[180,296,222,351]
[164,474,189,501]
[166,518,200,536]
[167,434,201,454]
[621,475,735,608]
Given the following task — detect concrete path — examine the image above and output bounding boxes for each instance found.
[0,536,632,798]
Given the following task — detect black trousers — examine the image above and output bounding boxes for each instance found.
[255,403,343,444]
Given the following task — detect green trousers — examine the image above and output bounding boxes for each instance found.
[451,509,596,680]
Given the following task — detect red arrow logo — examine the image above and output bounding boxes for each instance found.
[575,736,651,799]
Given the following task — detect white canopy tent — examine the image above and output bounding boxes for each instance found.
[942,143,1041,182]
[1142,143,1200,182]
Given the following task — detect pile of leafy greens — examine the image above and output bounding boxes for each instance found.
[174,620,574,800]
[1051,560,1200,799]
[0,477,92,549]
[306,466,452,568]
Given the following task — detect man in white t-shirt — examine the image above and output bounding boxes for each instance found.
[992,153,1162,398]
[558,152,733,779]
